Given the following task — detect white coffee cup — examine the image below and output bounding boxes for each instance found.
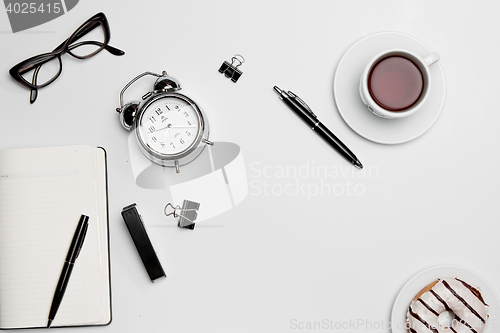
[359,49,440,119]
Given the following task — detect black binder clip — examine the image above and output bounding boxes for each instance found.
[218,54,245,83]
[164,200,200,230]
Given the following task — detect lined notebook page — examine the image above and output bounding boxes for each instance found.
[0,145,110,329]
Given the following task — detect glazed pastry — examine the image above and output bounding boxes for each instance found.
[407,278,489,333]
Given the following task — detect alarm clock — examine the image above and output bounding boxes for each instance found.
[116,71,213,173]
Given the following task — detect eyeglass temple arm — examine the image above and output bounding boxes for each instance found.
[20,40,124,76]
[29,66,40,103]
[17,54,57,75]
[71,20,102,43]
[43,18,113,55]
[68,16,125,55]
[104,44,125,56]
[71,41,125,55]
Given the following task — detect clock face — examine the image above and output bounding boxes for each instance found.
[137,95,201,157]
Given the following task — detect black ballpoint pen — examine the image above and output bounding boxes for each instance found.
[47,214,89,328]
[273,86,363,169]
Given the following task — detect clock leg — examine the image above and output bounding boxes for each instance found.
[202,139,214,146]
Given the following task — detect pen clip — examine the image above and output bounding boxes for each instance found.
[74,222,89,260]
[288,91,317,118]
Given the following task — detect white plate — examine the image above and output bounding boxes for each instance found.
[391,265,500,333]
[333,32,446,144]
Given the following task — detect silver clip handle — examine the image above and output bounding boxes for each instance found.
[164,203,198,223]
[287,91,317,118]
[231,54,245,70]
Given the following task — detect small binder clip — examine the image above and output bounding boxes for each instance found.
[218,54,245,82]
[164,200,200,230]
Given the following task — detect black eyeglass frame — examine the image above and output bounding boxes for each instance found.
[9,12,124,98]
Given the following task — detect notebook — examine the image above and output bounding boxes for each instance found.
[0,145,111,329]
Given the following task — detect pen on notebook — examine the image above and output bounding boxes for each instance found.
[47,214,89,328]
[273,86,363,169]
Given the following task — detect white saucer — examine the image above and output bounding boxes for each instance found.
[333,32,446,144]
[391,265,500,333]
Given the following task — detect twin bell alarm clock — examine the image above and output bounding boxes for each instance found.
[116,71,213,173]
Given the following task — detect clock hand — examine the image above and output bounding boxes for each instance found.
[171,125,196,129]
[151,125,193,133]
[163,125,172,137]
[147,125,169,133]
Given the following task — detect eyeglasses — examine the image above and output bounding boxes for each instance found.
[9,12,125,104]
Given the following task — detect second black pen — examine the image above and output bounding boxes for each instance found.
[273,86,363,169]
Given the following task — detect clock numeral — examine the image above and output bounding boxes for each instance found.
[165,104,170,111]
[149,116,156,123]
[170,142,176,149]
[155,108,163,115]
[179,139,185,145]
[160,141,166,148]
[186,131,192,136]
[151,136,157,142]
[175,105,180,110]
[148,126,155,133]
[187,121,192,126]
[183,111,189,117]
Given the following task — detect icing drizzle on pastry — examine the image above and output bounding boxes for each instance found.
[406,278,489,333]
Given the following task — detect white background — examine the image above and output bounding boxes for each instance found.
[1,0,499,332]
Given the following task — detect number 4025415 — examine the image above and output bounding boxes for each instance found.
[5,2,61,14]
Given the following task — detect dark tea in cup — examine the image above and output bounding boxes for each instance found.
[359,49,440,119]
[368,56,424,112]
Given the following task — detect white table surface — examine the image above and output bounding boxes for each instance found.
[1,1,499,332]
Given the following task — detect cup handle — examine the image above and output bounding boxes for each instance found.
[424,52,440,66]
